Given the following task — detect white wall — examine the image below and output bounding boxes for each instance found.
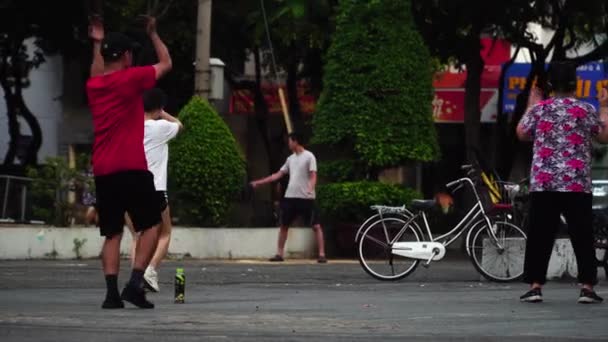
[0,227,316,260]
[0,38,63,164]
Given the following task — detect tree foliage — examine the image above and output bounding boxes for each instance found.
[313,0,439,171]
[169,96,246,226]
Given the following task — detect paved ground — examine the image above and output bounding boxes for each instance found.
[0,256,607,341]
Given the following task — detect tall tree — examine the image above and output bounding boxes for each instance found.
[0,0,88,166]
[314,0,439,180]
[413,0,537,164]
[496,0,608,179]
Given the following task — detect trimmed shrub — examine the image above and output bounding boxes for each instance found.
[312,0,439,169]
[169,96,246,226]
[317,181,421,224]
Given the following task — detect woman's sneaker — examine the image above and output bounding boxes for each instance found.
[578,289,603,304]
[143,267,160,293]
[520,288,543,303]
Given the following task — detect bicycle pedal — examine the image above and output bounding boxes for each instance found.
[422,262,431,269]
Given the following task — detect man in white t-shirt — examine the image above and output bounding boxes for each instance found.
[251,133,327,263]
[140,88,183,292]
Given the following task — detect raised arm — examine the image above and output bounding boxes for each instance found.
[89,15,104,77]
[142,15,172,80]
[160,110,184,131]
[596,88,608,143]
[517,87,543,141]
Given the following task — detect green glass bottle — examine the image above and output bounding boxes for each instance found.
[174,267,185,304]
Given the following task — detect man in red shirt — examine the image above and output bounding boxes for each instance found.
[86,15,172,309]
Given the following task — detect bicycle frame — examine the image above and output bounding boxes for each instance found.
[391,177,502,254]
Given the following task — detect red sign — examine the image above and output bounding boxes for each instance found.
[433,90,498,123]
[229,82,316,115]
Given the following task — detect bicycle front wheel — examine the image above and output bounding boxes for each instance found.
[358,217,420,281]
[469,220,527,282]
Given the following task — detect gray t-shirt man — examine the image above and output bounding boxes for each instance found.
[280,150,317,199]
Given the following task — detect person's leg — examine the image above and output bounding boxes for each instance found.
[149,196,171,269]
[313,224,326,261]
[85,206,97,226]
[306,200,326,262]
[144,201,172,292]
[522,192,561,289]
[132,225,159,271]
[276,225,290,258]
[124,213,137,267]
[562,193,600,296]
[95,174,126,309]
[120,171,161,309]
[271,199,295,261]
[101,233,123,305]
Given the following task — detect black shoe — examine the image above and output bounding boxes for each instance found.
[269,255,284,262]
[317,257,328,264]
[121,284,155,309]
[101,296,124,309]
[520,288,543,303]
[578,289,603,304]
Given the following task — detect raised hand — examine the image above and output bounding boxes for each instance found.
[88,15,104,41]
[139,15,157,35]
[599,87,608,107]
[527,86,543,108]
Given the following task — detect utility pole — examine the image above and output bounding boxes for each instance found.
[194,0,212,99]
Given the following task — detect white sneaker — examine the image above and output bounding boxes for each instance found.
[143,267,159,293]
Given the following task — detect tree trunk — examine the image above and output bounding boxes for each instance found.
[2,91,19,166]
[495,48,520,179]
[17,95,43,165]
[1,39,43,166]
[286,41,303,133]
[463,31,484,163]
[253,46,272,165]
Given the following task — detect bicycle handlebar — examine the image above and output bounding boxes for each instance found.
[461,164,473,171]
[446,180,461,188]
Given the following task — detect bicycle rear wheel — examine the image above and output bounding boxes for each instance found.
[358,217,420,281]
[469,220,526,282]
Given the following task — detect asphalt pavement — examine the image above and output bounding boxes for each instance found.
[0,256,607,341]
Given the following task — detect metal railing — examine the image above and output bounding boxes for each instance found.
[0,174,32,223]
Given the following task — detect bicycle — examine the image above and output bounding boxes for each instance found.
[356,171,527,282]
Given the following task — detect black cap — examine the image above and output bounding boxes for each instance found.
[101,32,140,61]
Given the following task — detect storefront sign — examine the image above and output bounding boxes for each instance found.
[503,62,608,112]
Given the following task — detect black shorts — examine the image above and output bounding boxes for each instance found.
[95,170,162,237]
[279,198,320,227]
[157,191,168,212]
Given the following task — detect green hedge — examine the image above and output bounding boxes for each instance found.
[169,96,246,226]
[317,181,421,224]
[312,0,439,167]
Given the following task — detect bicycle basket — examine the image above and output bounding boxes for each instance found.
[477,172,519,213]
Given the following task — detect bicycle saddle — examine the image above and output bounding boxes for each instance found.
[410,199,436,211]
